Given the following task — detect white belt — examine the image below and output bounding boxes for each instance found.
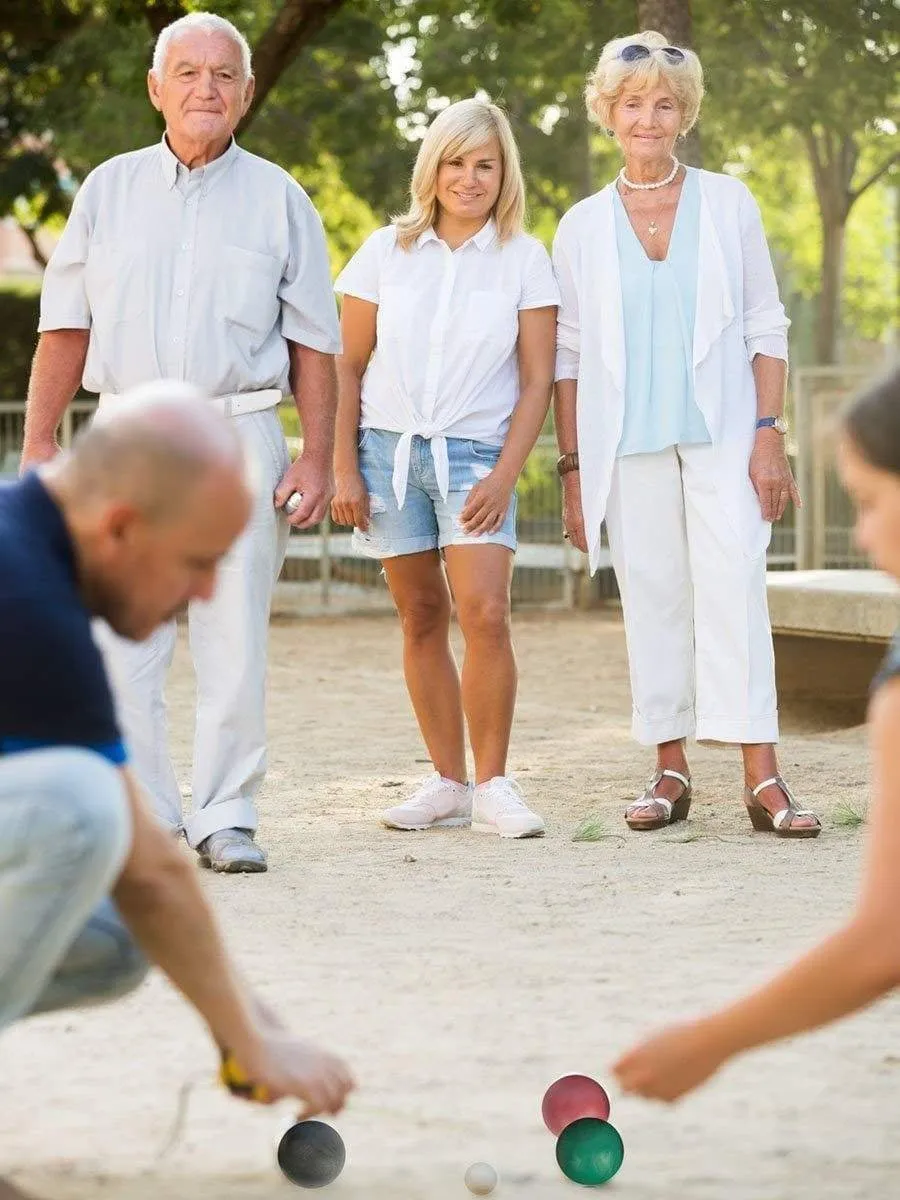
[98,388,282,417]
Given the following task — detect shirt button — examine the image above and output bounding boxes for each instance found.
[176,289,184,297]
[173,336,180,343]
[181,243,190,250]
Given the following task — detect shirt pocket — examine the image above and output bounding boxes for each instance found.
[84,241,147,325]
[217,245,282,336]
[376,284,419,341]
[461,289,517,344]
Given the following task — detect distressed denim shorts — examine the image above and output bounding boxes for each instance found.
[352,428,518,559]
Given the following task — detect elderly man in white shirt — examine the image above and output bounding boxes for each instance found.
[21,12,341,872]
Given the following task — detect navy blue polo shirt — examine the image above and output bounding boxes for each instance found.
[0,473,127,764]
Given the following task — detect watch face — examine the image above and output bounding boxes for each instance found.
[774,417,788,434]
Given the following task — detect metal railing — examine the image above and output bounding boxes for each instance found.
[792,365,878,569]
[1,364,890,605]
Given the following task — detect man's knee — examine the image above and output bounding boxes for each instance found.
[30,749,132,881]
[30,900,149,1015]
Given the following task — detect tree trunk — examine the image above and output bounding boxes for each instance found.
[803,131,857,366]
[635,0,701,167]
[144,1,189,38]
[816,214,846,365]
[240,0,349,133]
[18,220,48,270]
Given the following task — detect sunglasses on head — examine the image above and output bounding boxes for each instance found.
[618,43,686,64]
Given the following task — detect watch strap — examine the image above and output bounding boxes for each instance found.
[557,451,580,477]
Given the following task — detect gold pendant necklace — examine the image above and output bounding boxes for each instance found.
[621,168,683,238]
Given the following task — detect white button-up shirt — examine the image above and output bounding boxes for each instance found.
[39,136,341,396]
[334,221,559,507]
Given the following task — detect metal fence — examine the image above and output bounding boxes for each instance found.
[0,363,888,607]
[792,365,878,569]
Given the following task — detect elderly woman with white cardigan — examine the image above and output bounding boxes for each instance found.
[553,30,820,837]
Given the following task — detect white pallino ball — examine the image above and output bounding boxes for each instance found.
[283,492,303,516]
[465,1162,498,1195]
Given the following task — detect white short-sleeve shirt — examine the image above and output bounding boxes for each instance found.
[334,220,559,506]
[39,136,341,397]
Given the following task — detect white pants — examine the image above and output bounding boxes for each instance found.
[604,443,778,746]
[95,409,291,847]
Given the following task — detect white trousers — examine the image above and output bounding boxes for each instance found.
[604,443,778,746]
[95,408,291,847]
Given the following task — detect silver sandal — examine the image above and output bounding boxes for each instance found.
[625,768,692,831]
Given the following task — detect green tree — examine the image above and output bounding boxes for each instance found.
[701,0,899,363]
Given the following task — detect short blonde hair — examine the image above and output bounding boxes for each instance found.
[394,99,526,250]
[585,30,704,135]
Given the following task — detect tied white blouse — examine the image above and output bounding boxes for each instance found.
[334,220,560,508]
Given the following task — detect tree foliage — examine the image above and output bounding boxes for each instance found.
[1,0,896,357]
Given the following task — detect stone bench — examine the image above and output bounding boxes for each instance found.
[767,570,899,721]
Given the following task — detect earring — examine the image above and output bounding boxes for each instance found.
[605,128,614,137]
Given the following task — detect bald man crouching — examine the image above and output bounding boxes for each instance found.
[0,387,353,1200]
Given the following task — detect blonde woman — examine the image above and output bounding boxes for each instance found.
[333,99,559,838]
[553,32,820,836]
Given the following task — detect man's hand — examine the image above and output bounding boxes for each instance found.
[331,469,370,531]
[274,452,334,529]
[749,430,801,522]
[230,1025,356,1119]
[561,473,587,553]
[460,468,515,536]
[19,438,62,475]
[612,1018,730,1103]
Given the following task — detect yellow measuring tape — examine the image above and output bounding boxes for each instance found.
[219,1052,271,1103]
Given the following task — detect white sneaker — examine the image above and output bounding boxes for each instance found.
[381,774,472,831]
[471,777,546,839]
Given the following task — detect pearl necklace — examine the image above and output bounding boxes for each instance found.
[618,156,680,191]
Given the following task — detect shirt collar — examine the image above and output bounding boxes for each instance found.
[158,133,239,189]
[415,217,498,252]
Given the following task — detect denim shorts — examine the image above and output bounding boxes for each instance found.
[352,428,518,559]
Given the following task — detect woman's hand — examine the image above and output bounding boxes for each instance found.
[331,469,370,532]
[460,469,516,535]
[561,473,587,552]
[612,1018,731,1103]
[749,430,801,522]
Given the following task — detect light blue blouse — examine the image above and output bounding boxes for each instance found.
[614,167,710,458]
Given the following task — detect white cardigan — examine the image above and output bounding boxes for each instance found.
[552,169,789,574]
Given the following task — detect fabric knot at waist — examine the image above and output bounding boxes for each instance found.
[391,427,449,509]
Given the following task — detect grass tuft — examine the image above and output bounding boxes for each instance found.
[833,801,867,828]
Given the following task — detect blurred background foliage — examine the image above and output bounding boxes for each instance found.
[0,0,896,398]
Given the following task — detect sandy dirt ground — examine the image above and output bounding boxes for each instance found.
[4,610,900,1200]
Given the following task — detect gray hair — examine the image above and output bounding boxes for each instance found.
[151,12,252,80]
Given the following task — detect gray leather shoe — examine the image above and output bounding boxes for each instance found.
[197,828,267,873]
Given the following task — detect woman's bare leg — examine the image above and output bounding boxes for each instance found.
[382,551,466,783]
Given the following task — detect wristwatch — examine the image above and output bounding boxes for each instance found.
[557,452,580,477]
[756,416,789,435]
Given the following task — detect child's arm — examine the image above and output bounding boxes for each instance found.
[613,678,900,1102]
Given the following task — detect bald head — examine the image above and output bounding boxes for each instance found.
[58,382,249,521]
[44,382,256,641]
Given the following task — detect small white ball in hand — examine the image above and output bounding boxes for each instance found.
[284,492,303,516]
[465,1162,498,1195]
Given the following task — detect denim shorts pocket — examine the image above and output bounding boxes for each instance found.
[357,428,373,452]
[470,440,502,461]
